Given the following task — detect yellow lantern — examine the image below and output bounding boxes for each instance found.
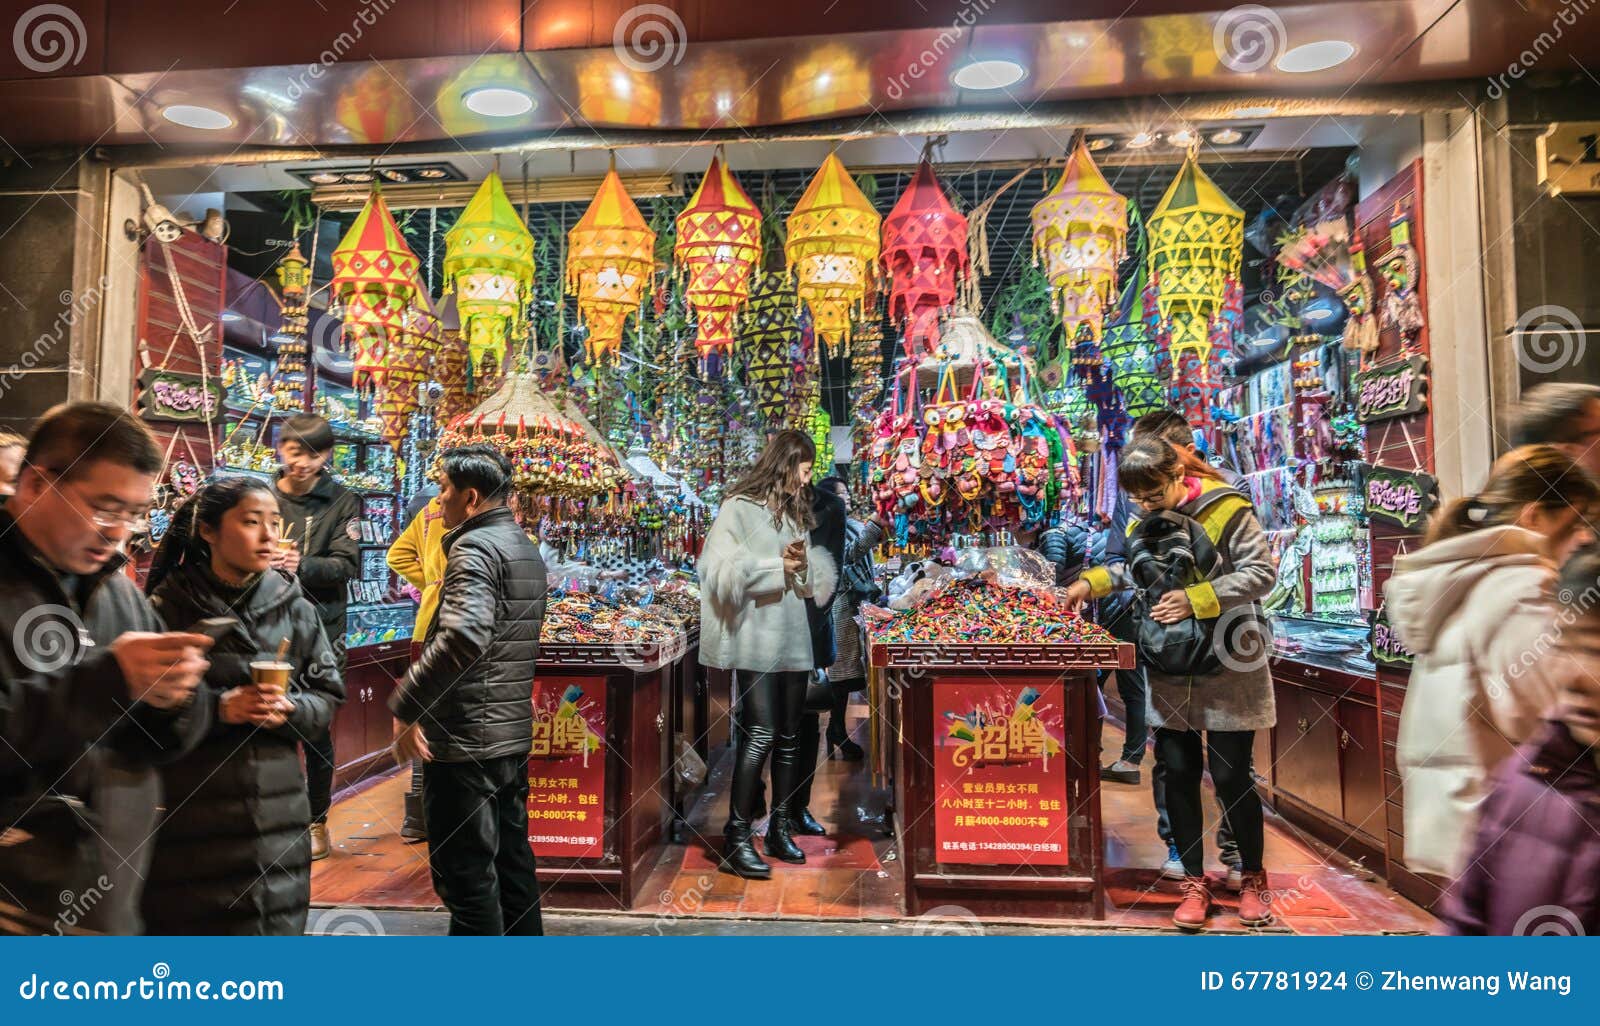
[275,241,311,302]
[786,153,880,356]
[443,171,536,381]
[674,151,762,368]
[1031,136,1128,343]
[1147,152,1243,367]
[567,163,656,366]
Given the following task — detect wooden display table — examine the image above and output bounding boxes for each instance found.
[530,638,686,912]
[874,640,1133,920]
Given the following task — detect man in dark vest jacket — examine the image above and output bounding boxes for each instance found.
[390,444,548,935]
[0,402,212,934]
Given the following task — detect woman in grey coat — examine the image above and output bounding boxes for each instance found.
[1068,437,1276,932]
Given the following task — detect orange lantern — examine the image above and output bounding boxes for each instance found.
[882,160,968,360]
[674,151,762,369]
[567,163,656,366]
[786,152,880,356]
[1031,136,1129,343]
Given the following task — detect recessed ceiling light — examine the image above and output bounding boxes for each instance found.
[462,86,534,117]
[161,104,233,130]
[416,168,448,180]
[307,172,342,185]
[1274,40,1356,73]
[1168,128,1197,147]
[951,59,1027,90]
[379,169,410,183]
[1126,131,1156,150]
[1087,137,1114,151]
[1210,128,1244,145]
[343,171,374,183]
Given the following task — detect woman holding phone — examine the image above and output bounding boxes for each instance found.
[141,476,345,934]
[699,430,837,878]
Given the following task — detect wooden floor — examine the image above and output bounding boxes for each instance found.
[312,707,1436,934]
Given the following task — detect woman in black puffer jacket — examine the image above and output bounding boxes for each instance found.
[142,476,344,935]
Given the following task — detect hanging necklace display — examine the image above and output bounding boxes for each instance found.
[1376,204,1425,354]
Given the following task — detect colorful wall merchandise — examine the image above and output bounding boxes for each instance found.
[137,367,225,423]
[1376,204,1425,351]
[932,679,1070,867]
[882,160,969,361]
[1354,354,1428,423]
[1030,136,1128,344]
[1369,601,1415,668]
[1147,154,1243,369]
[1363,465,1439,531]
[441,170,536,383]
[567,164,657,366]
[848,319,886,479]
[786,152,881,356]
[674,151,762,369]
[527,676,607,860]
[273,242,311,407]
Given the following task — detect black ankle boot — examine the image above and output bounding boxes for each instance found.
[764,810,807,863]
[720,828,771,879]
[789,807,826,836]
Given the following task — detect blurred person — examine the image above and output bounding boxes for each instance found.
[390,444,547,935]
[272,413,360,860]
[1443,541,1600,935]
[698,430,836,878]
[1066,435,1277,931]
[0,402,212,935]
[1385,445,1598,878]
[0,428,24,497]
[386,479,446,842]
[1509,383,1600,477]
[1012,516,1088,587]
[142,476,344,934]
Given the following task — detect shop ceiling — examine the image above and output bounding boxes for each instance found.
[0,0,1591,155]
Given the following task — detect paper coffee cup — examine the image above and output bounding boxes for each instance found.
[250,660,292,694]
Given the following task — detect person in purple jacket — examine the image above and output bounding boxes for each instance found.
[1443,541,1600,936]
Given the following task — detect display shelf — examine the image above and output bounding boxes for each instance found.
[535,634,693,674]
[1271,614,1374,677]
[870,641,1133,671]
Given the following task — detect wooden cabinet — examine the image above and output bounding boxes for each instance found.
[1272,682,1343,818]
[1338,698,1386,841]
[330,641,407,792]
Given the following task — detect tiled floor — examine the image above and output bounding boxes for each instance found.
[312,706,1436,934]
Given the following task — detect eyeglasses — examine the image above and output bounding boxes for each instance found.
[38,468,152,532]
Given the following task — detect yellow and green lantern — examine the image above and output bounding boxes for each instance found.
[443,170,536,383]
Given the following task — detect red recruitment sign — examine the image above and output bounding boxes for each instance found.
[932,679,1070,866]
[526,676,607,860]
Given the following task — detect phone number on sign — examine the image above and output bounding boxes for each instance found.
[1201,971,1351,992]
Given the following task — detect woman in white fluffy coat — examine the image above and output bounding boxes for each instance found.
[1385,445,1597,877]
[698,429,836,879]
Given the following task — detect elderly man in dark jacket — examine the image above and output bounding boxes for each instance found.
[390,444,547,935]
[0,402,212,935]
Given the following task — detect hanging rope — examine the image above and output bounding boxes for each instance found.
[959,160,1046,311]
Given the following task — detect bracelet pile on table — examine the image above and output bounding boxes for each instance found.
[870,578,1116,646]
[541,591,695,646]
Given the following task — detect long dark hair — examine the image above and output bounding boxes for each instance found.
[1426,444,1599,545]
[726,429,817,530]
[146,475,278,595]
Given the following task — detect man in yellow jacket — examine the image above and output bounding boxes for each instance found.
[387,490,446,841]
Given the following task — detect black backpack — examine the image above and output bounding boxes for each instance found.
[1125,510,1225,677]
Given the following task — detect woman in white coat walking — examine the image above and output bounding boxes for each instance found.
[699,430,836,879]
[1385,445,1598,878]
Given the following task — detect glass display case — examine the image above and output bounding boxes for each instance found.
[346,601,413,648]
[1269,614,1373,676]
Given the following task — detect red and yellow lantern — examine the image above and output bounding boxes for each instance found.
[882,160,968,360]
[786,152,880,356]
[329,187,425,412]
[674,151,762,368]
[567,164,656,366]
[1031,136,1129,343]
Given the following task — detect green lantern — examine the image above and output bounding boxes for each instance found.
[442,171,535,380]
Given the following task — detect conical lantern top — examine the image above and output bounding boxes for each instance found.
[1030,136,1128,343]
[443,171,536,380]
[882,160,968,360]
[1146,154,1244,365]
[674,153,762,367]
[567,166,656,366]
[785,152,881,355]
[330,187,422,302]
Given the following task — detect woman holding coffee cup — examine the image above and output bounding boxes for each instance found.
[142,476,345,934]
[698,430,837,879]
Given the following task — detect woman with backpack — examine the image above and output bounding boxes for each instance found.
[1066,436,1277,931]
[141,476,345,934]
[1384,445,1597,880]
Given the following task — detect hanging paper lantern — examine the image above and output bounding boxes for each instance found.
[848,319,885,473]
[786,153,880,356]
[1031,136,1128,343]
[1103,264,1168,422]
[276,241,311,303]
[373,275,443,449]
[273,242,311,408]
[329,187,424,399]
[739,271,805,426]
[443,170,535,382]
[433,331,474,425]
[567,166,656,366]
[882,160,968,361]
[804,400,834,478]
[674,152,762,368]
[1147,153,1244,368]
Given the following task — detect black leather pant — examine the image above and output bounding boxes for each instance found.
[726,670,807,838]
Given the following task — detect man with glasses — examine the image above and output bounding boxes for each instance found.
[0,401,213,934]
